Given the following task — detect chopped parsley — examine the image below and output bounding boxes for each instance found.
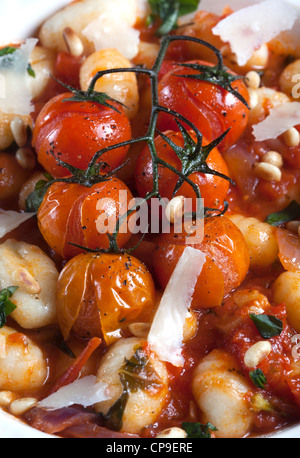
[0,286,18,328]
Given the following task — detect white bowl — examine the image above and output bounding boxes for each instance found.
[0,0,300,439]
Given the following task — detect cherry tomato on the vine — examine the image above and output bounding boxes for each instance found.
[135,130,230,210]
[56,252,156,345]
[33,93,131,178]
[157,60,250,152]
[153,216,250,309]
[37,177,134,259]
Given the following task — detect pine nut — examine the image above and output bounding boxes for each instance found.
[156,427,187,439]
[283,127,300,147]
[286,220,300,234]
[63,27,84,57]
[9,397,37,416]
[245,71,261,90]
[12,267,41,294]
[165,196,185,224]
[0,391,18,407]
[253,162,282,182]
[128,322,150,338]
[10,117,28,147]
[244,341,272,368]
[15,147,36,170]
[261,151,283,168]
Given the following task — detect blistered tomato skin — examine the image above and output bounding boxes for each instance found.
[56,252,156,345]
[33,92,132,178]
[37,177,133,259]
[157,60,250,152]
[153,216,250,308]
[135,130,230,209]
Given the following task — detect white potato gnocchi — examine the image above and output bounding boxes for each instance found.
[0,240,58,329]
[192,349,254,438]
[27,46,56,101]
[39,0,139,57]
[229,214,278,272]
[95,337,169,435]
[79,48,139,119]
[0,325,48,392]
[272,271,300,332]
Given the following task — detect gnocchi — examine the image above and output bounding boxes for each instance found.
[192,349,254,438]
[0,240,58,329]
[95,337,169,435]
[229,214,279,272]
[272,271,300,332]
[79,48,139,119]
[0,325,48,393]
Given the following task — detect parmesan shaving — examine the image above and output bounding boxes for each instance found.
[212,0,297,66]
[252,102,300,141]
[0,38,37,116]
[82,13,140,60]
[147,247,206,367]
[0,210,35,239]
[37,376,110,411]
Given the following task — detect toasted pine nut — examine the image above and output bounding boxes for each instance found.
[12,267,41,294]
[63,27,84,57]
[128,322,150,338]
[286,220,300,234]
[10,117,28,147]
[244,341,272,368]
[283,127,300,147]
[261,151,283,168]
[156,427,187,439]
[253,162,282,182]
[9,397,37,416]
[165,196,185,224]
[0,391,18,407]
[245,71,261,90]
[15,148,36,170]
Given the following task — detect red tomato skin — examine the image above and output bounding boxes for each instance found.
[135,130,230,209]
[37,177,133,259]
[33,93,131,178]
[157,60,250,152]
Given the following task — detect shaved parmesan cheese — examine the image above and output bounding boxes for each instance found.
[37,376,110,411]
[147,247,206,367]
[82,13,140,60]
[252,102,300,141]
[0,38,37,116]
[0,210,35,239]
[212,0,297,66]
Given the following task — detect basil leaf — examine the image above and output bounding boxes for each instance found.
[250,313,283,339]
[265,200,300,226]
[0,286,18,328]
[27,63,36,78]
[182,422,217,438]
[148,0,199,36]
[25,175,53,213]
[249,369,267,389]
[0,46,16,57]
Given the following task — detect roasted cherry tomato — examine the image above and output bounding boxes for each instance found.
[56,252,156,345]
[0,152,29,204]
[135,130,230,209]
[33,93,131,178]
[153,216,250,308]
[157,60,250,152]
[37,177,134,259]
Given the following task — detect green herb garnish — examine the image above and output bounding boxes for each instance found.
[182,422,217,438]
[148,0,199,36]
[265,200,300,226]
[0,286,18,328]
[25,173,53,213]
[250,313,283,339]
[249,369,267,390]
